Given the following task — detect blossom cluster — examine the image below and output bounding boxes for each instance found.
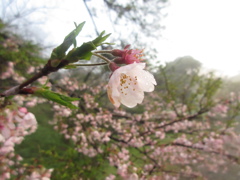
[0,61,26,83]
[0,107,37,155]
[48,73,240,179]
[0,107,53,179]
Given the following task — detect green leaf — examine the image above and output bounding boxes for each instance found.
[34,88,79,109]
[66,32,111,62]
[92,31,111,47]
[50,22,85,60]
[66,42,94,62]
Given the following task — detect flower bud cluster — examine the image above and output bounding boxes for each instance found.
[111,45,144,65]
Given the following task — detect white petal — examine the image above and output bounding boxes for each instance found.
[120,88,144,108]
[107,62,156,108]
[136,70,157,92]
[116,63,145,74]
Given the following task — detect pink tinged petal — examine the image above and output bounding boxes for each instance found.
[2,127,11,139]
[23,113,37,128]
[107,87,121,108]
[18,107,28,116]
[107,75,121,108]
[14,115,22,123]
[8,122,15,129]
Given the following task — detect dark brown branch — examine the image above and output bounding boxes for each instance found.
[20,59,69,89]
[0,59,69,97]
[110,135,130,144]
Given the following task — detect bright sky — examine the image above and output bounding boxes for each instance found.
[3,0,240,77]
[159,0,240,76]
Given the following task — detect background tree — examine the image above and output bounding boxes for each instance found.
[84,0,168,60]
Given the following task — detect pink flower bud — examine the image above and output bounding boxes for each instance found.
[111,45,144,64]
[109,62,120,72]
[111,49,124,56]
[113,57,125,64]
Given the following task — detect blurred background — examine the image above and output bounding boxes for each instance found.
[1,0,240,77]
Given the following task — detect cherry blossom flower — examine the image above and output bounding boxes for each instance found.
[112,45,144,64]
[107,63,156,108]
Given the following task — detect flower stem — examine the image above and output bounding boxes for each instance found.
[92,52,112,63]
[68,62,108,66]
[94,50,112,54]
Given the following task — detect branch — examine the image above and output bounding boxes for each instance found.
[172,142,239,163]
[139,108,209,136]
[83,0,99,36]
[135,147,200,178]
[0,59,69,97]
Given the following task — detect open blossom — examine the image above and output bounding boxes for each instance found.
[112,45,144,64]
[107,63,156,108]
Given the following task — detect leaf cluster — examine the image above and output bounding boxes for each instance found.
[50,22,111,63]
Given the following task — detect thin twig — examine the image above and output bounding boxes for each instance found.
[83,0,100,36]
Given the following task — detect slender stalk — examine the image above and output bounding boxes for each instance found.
[69,62,108,67]
[94,50,112,54]
[92,52,112,63]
